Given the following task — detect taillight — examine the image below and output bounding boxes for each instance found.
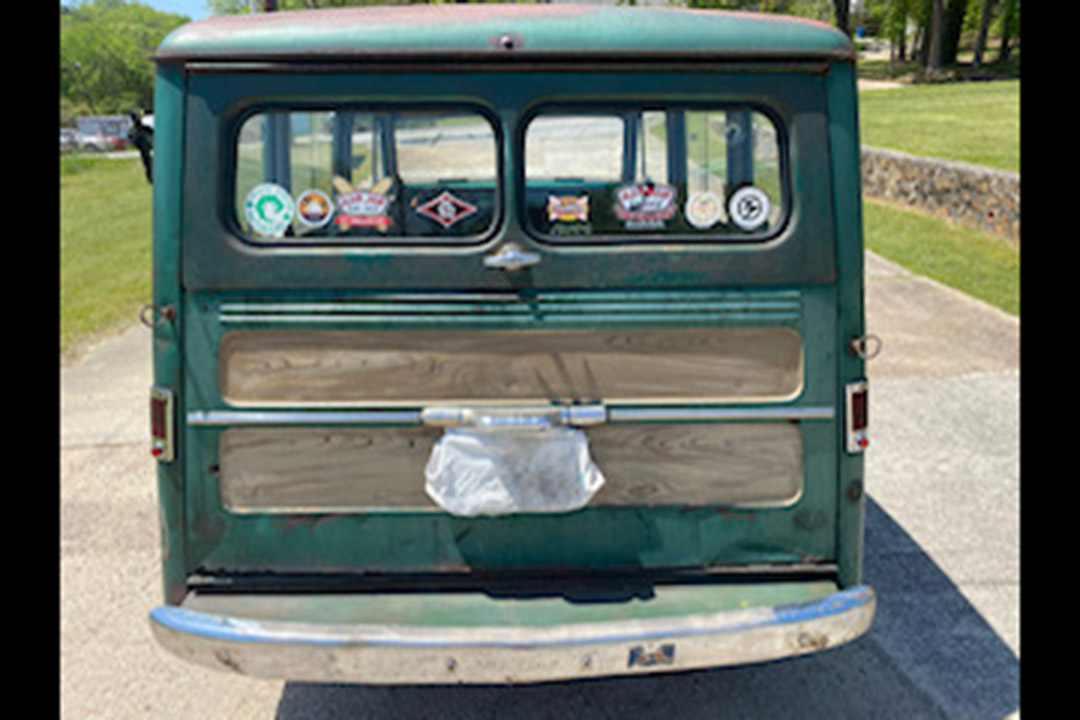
[150,387,175,462]
[845,381,869,453]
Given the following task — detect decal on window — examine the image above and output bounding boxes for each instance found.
[414,190,479,230]
[728,186,771,231]
[614,182,677,231]
[244,183,294,238]
[334,176,394,231]
[547,194,590,235]
[684,191,725,230]
[295,189,334,229]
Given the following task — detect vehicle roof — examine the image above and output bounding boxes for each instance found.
[155,5,853,64]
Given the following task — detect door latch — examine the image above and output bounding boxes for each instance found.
[483,243,541,271]
[421,404,606,429]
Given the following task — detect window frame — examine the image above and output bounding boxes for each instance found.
[227,101,504,248]
[518,101,792,246]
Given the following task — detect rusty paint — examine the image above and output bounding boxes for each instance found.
[159,4,592,58]
[269,515,318,535]
[686,8,842,34]
[796,631,829,651]
[215,649,244,673]
[157,5,854,62]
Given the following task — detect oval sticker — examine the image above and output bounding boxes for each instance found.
[244,183,294,238]
[685,191,724,229]
[728,186,771,231]
[295,189,334,229]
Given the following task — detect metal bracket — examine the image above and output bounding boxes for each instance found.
[140,303,176,329]
[850,334,882,360]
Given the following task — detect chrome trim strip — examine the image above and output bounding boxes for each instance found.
[188,406,832,426]
[187,410,422,426]
[149,585,874,684]
[421,404,607,428]
[608,406,834,422]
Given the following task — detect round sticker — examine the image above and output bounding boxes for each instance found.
[685,191,724,229]
[244,183,294,238]
[728,186,771,231]
[295,189,334,229]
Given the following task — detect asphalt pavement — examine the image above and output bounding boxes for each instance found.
[60,251,1019,718]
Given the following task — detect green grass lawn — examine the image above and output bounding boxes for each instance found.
[61,156,152,359]
[858,80,1019,172]
[864,198,1019,316]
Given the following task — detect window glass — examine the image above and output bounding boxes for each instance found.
[524,107,785,241]
[525,115,624,183]
[235,109,497,242]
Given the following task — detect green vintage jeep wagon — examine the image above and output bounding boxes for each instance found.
[146,4,874,683]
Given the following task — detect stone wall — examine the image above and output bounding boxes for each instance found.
[861,146,1020,247]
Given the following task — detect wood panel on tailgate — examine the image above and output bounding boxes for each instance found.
[216,326,805,512]
[219,423,803,512]
[219,327,803,406]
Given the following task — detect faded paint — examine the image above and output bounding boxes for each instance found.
[157,5,853,62]
[147,1,870,678]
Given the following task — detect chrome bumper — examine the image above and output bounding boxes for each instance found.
[150,584,874,684]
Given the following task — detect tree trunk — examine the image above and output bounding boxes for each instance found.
[927,0,944,70]
[972,0,994,69]
[940,0,967,66]
[833,0,850,36]
[914,0,930,66]
[998,0,1017,63]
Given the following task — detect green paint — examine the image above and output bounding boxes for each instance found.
[158,7,851,61]
[151,7,868,610]
[184,581,841,628]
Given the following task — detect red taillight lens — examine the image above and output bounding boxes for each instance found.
[850,387,868,432]
[149,387,174,462]
[845,381,869,454]
[151,396,167,439]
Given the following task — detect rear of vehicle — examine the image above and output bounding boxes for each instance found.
[147,5,873,683]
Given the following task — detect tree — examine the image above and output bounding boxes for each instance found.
[997,0,1018,63]
[939,0,967,65]
[926,0,944,70]
[880,0,912,63]
[972,0,995,69]
[832,0,849,35]
[61,1,189,114]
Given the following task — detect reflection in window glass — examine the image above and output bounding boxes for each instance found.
[525,115,624,182]
[394,114,495,184]
[684,110,782,232]
[524,108,784,241]
[235,110,497,242]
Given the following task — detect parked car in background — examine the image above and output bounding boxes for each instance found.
[74,131,111,152]
[105,134,128,150]
[60,129,77,152]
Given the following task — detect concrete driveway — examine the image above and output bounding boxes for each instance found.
[60,251,1019,718]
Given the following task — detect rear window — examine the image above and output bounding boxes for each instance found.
[234,108,498,243]
[524,107,786,242]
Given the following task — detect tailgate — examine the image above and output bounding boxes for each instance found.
[181,287,840,577]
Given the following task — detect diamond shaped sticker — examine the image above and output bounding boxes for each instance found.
[415,190,478,229]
